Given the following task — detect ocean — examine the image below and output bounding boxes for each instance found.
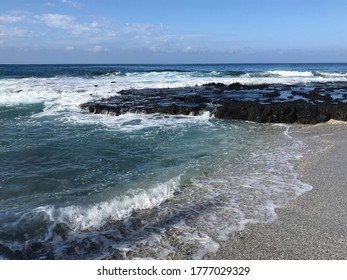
[1,63,347,259]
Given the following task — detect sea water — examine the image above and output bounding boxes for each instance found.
[0,64,346,259]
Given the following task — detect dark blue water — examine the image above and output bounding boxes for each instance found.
[1,63,346,79]
[0,64,346,259]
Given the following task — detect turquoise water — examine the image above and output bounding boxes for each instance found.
[0,64,346,259]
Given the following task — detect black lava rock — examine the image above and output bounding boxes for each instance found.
[80,82,347,124]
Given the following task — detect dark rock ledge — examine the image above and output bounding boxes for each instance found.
[215,100,347,124]
[80,82,347,124]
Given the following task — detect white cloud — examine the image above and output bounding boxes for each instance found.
[0,11,207,58]
[36,13,97,35]
[124,23,163,36]
[87,45,107,53]
[65,45,75,51]
[36,14,74,29]
[0,13,35,46]
[44,2,56,7]
[0,27,28,37]
[148,46,178,54]
[0,14,26,24]
[159,34,182,43]
[119,23,191,50]
[105,30,119,38]
[90,21,99,28]
[183,46,193,53]
[60,0,80,8]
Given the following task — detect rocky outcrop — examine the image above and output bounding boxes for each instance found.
[215,100,347,124]
[80,87,211,116]
[80,82,347,124]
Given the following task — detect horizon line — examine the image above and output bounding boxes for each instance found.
[1,62,347,66]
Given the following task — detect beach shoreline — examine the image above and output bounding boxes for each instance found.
[206,121,347,259]
[2,64,347,260]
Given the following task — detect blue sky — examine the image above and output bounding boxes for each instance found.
[0,0,346,63]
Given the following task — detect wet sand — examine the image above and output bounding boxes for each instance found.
[206,121,347,259]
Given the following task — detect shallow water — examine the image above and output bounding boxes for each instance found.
[0,63,346,259]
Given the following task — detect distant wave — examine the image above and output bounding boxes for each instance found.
[89,69,347,79]
[0,64,347,79]
[242,70,347,79]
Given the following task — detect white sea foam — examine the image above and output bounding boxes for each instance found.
[77,123,310,259]
[65,110,213,133]
[176,126,311,247]
[315,71,347,78]
[1,69,346,120]
[268,70,314,77]
[272,123,293,139]
[34,175,181,234]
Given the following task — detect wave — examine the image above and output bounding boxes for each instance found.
[313,71,347,78]
[266,70,314,77]
[94,69,320,78]
[0,121,313,260]
[242,70,347,78]
[35,176,182,233]
[1,64,346,81]
[89,69,347,79]
[1,65,346,122]
[0,176,182,252]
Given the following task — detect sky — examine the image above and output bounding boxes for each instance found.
[0,0,346,64]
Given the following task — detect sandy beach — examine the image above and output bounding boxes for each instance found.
[207,121,347,259]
